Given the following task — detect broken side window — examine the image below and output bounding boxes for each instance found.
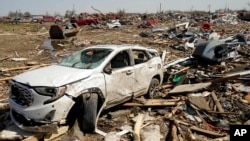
[111,50,130,68]
[132,50,149,65]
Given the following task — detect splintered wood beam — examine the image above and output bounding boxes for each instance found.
[133,114,145,141]
[0,56,10,61]
[173,66,190,75]
[171,119,226,137]
[44,126,69,141]
[23,133,45,141]
[107,109,131,119]
[171,124,179,141]
[0,77,12,81]
[207,111,240,115]
[122,99,183,107]
[211,91,224,113]
[189,125,226,137]
[210,74,240,83]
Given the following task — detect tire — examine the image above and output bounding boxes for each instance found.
[148,78,160,99]
[81,93,98,133]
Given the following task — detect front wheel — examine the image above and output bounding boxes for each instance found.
[80,93,98,133]
[148,78,160,99]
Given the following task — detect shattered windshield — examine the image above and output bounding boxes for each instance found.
[58,48,112,69]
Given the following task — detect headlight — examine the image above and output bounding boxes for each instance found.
[34,86,67,97]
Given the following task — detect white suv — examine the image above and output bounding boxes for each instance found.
[8,44,164,133]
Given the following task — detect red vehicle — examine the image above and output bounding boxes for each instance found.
[71,16,98,26]
[38,16,61,24]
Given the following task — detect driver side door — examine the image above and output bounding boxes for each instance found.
[104,50,135,109]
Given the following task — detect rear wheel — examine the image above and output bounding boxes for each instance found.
[80,93,98,133]
[148,78,160,99]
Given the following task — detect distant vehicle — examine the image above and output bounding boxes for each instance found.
[9,44,164,133]
[107,20,121,29]
[30,15,42,23]
[237,11,250,21]
[71,16,98,26]
[11,17,22,24]
[31,18,39,23]
[38,16,61,24]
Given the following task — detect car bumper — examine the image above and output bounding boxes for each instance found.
[10,109,59,133]
[9,93,75,133]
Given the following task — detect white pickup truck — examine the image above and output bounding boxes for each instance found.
[8,44,164,133]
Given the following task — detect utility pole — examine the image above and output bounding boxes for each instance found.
[225,1,228,12]
[160,3,162,13]
[208,4,211,13]
[248,1,250,11]
[73,4,75,13]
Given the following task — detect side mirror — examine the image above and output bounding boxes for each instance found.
[104,63,112,74]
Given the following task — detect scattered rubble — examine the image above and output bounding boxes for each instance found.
[0,10,250,141]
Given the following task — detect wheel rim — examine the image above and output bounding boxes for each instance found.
[149,80,160,98]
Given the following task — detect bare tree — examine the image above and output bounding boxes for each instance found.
[8,11,15,17]
[65,10,75,18]
[23,12,31,18]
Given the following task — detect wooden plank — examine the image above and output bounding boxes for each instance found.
[210,74,240,83]
[211,91,224,113]
[189,125,226,137]
[107,109,131,119]
[160,84,173,90]
[171,124,179,141]
[173,66,190,75]
[44,126,69,141]
[133,114,145,141]
[168,82,211,94]
[0,77,12,81]
[172,119,226,137]
[23,133,45,141]
[188,96,211,111]
[207,111,240,115]
[0,56,10,61]
[122,99,183,107]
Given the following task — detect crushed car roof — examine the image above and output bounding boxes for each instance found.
[85,44,154,51]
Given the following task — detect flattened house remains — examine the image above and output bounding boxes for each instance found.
[0,9,250,141]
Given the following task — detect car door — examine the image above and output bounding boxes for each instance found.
[132,49,156,96]
[104,50,135,108]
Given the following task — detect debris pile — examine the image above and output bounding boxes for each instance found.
[0,10,250,140]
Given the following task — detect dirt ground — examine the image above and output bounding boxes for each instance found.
[0,22,174,141]
[0,21,250,140]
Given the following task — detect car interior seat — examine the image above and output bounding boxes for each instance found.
[111,53,128,68]
[135,53,145,64]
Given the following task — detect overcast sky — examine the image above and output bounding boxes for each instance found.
[0,0,250,16]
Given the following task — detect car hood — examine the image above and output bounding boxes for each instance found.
[13,65,93,87]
